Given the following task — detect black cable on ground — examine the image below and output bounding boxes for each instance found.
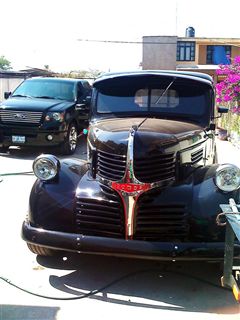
[0,267,230,301]
[0,171,33,177]
[0,270,148,301]
[0,171,34,182]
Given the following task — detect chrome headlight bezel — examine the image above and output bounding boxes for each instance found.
[215,163,240,192]
[45,112,64,122]
[32,154,60,181]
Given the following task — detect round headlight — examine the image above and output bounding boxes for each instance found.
[33,154,60,181]
[215,164,240,192]
[52,112,62,121]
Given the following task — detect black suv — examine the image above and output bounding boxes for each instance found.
[22,71,240,260]
[0,77,92,154]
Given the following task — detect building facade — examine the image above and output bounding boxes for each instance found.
[142,30,240,82]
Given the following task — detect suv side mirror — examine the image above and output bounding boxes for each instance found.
[4,92,11,99]
[83,95,91,105]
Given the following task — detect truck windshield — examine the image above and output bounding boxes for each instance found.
[12,79,75,102]
[95,76,212,123]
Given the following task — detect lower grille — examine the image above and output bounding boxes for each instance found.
[134,197,189,241]
[74,184,125,238]
[0,110,42,124]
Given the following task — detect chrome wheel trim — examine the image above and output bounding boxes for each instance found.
[69,125,77,151]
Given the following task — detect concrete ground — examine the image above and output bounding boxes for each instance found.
[0,139,239,320]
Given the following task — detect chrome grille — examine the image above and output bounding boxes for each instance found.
[134,151,176,183]
[191,148,203,164]
[0,110,42,124]
[97,150,126,181]
[134,199,189,241]
[75,184,125,238]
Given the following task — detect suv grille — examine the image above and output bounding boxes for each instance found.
[75,185,125,238]
[97,150,126,181]
[0,110,42,124]
[134,196,189,241]
[134,151,176,183]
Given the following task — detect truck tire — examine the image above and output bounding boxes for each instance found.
[60,122,78,155]
[27,243,58,256]
[0,146,9,153]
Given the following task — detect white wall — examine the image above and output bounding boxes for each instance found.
[0,78,24,102]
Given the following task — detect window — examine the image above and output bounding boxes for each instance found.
[135,89,179,108]
[177,41,195,61]
[12,80,75,101]
[96,76,210,123]
[206,45,231,64]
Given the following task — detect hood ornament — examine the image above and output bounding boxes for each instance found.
[111,125,151,238]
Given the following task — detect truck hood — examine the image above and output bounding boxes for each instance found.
[89,117,205,155]
[0,97,74,112]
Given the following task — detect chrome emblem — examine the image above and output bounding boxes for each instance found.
[14,113,26,119]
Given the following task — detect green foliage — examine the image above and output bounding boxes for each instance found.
[0,55,12,70]
[220,112,240,135]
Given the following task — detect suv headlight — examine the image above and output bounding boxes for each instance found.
[215,164,240,192]
[33,154,60,181]
[45,112,64,122]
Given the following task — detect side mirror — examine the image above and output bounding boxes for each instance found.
[4,92,11,99]
[83,95,92,105]
[213,106,229,119]
[217,106,228,114]
[75,103,88,111]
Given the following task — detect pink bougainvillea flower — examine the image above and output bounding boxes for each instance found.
[215,56,240,108]
[234,56,240,64]
[223,95,231,101]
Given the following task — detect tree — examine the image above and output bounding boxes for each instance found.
[216,56,240,112]
[0,55,12,70]
[61,69,103,80]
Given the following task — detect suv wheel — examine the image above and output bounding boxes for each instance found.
[60,123,78,155]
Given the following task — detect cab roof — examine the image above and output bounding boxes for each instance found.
[94,70,213,86]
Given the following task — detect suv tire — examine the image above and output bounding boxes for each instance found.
[0,146,9,153]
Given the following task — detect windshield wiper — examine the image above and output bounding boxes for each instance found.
[12,94,33,98]
[155,78,176,104]
[35,95,55,99]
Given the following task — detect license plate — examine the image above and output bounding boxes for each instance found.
[12,135,26,143]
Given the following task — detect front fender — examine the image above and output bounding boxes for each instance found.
[191,165,240,241]
[29,158,88,232]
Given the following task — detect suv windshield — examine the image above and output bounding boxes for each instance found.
[12,79,75,102]
[95,76,212,124]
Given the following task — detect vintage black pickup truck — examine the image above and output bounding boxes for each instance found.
[0,77,91,154]
[21,70,240,260]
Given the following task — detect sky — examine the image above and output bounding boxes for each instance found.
[1,0,240,73]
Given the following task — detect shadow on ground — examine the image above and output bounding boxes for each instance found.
[37,253,240,314]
